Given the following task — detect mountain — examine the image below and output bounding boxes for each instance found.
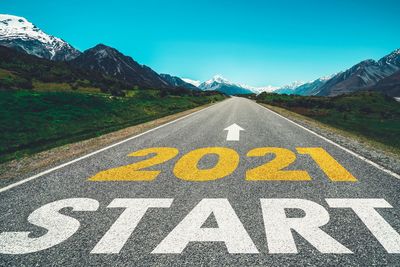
[196,75,278,95]
[190,75,277,95]
[292,75,334,96]
[273,81,305,94]
[0,45,128,95]
[240,85,278,94]
[71,44,170,89]
[160,74,200,90]
[316,49,400,96]
[0,14,80,61]
[367,70,400,97]
[198,75,253,95]
[182,78,201,87]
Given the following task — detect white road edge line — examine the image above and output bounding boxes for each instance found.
[0,100,228,193]
[257,101,400,180]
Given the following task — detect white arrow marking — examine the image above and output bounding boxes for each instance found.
[224,123,245,141]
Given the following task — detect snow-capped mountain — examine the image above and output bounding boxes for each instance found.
[195,75,276,95]
[291,75,336,96]
[243,85,279,94]
[272,48,400,97]
[196,75,252,95]
[0,14,80,61]
[199,75,231,91]
[273,81,305,94]
[182,78,201,87]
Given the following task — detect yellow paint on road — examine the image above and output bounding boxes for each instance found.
[297,147,357,182]
[89,147,179,181]
[173,147,239,182]
[246,147,312,181]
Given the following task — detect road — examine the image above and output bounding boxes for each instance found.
[0,97,399,266]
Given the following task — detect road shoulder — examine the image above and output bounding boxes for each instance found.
[258,102,400,175]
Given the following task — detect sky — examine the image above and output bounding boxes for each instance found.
[1,0,399,86]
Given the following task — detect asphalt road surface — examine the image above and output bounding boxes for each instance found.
[1,97,399,266]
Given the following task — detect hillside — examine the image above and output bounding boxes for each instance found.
[71,44,171,90]
[0,89,225,162]
[367,70,400,96]
[316,49,400,96]
[0,45,130,95]
[160,74,200,90]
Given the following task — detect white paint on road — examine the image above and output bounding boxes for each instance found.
[257,102,400,180]
[0,100,226,194]
[1,197,399,254]
[1,97,399,196]
[152,198,259,254]
[327,198,400,253]
[0,198,99,254]
[224,123,245,141]
[261,198,352,254]
[91,198,173,254]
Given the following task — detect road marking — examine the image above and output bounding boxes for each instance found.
[88,146,356,182]
[224,123,244,141]
[256,102,400,180]
[246,147,312,181]
[173,147,240,182]
[89,147,179,181]
[3,197,399,254]
[0,100,228,194]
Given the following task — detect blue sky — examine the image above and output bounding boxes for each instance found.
[1,0,399,86]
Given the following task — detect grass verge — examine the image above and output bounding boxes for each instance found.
[0,101,222,180]
[0,89,225,163]
[256,91,400,153]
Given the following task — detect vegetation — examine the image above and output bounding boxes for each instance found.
[234,93,257,99]
[256,91,400,149]
[0,45,131,95]
[0,45,227,163]
[0,90,225,163]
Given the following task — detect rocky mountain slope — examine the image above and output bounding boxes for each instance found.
[367,70,400,96]
[273,81,305,94]
[316,49,400,96]
[160,74,200,90]
[71,44,170,89]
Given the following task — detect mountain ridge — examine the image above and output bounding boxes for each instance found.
[1,14,399,97]
[316,49,400,96]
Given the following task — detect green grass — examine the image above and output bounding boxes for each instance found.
[0,90,225,163]
[256,91,400,149]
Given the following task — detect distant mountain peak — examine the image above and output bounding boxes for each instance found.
[197,74,277,95]
[209,74,230,84]
[182,78,201,87]
[0,14,80,61]
[280,81,305,89]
